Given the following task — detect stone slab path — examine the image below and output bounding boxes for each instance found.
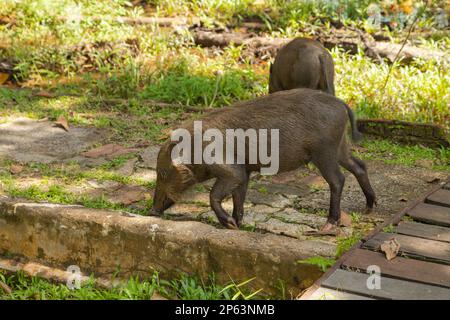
[0,117,105,163]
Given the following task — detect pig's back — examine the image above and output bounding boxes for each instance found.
[203,88,347,135]
[182,89,349,171]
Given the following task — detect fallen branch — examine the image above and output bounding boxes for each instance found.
[2,87,212,113]
[99,98,212,113]
[379,12,420,94]
[0,281,12,294]
[58,16,199,27]
[192,28,449,64]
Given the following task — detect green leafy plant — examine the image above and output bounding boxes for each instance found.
[298,256,336,273]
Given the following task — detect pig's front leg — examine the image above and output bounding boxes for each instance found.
[232,173,249,227]
[209,166,246,229]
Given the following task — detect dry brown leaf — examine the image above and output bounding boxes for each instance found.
[33,90,54,98]
[0,73,9,85]
[426,177,440,184]
[158,128,172,141]
[270,170,297,184]
[0,281,12,294]
[380,238,400,261]
[339,211,352,227]
[301,174,327,190]
[54,115,69,131]
[10,164,24,174]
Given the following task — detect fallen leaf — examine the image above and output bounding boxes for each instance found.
[54,115,69,131]
[33,90,54,98]
[270,170,297,184]
[0,72,9,85]
[10,164,23,174]
[82,144,139,159]
[301,174,327,190]
[158,128,172,140]
[426,177,440,184]
[0,281,12,294]
[339,211,352,227]
[380,238,400,261]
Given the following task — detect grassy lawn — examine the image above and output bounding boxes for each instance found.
[0,270,262,300]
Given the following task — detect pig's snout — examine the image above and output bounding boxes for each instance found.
[151,188,175,215]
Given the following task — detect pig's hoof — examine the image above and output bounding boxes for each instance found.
[223,217,239,230]
[365,199,378,214]
[364,206,374,215]
[148,210,159,217]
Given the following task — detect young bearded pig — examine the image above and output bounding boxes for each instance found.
[151,89,375,232]
[269,38,335,96]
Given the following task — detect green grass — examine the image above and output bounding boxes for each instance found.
[148,0,444,32]
[6,183,139,212]
[357,138,450,171]
[349,212,362,224]
[382,224,396,233]
[298,256,336,273]
[335,232,362,258]
[1,1,448,128]
[334,49,450,126]
[0,270,263,300]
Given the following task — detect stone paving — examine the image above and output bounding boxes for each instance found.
[0,117,105,163]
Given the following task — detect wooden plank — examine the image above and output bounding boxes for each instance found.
[426,189,450,208]
[300,183,447,300]
[396,221,450,242]
[322,269,450,300]
[363,232,450,264]
[307,287,373,300]
[407,203,450,227]
[342,249,450,288]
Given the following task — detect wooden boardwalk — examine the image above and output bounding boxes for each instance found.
[301,181,450,300]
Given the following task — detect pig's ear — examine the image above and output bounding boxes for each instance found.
[172,162,195,184]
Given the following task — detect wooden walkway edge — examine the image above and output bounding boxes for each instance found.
[300,180,450,300]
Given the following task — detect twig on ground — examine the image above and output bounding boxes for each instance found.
[0,281,12,294]
[379,11,421,93]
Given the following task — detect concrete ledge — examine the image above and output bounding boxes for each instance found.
[0,197,335,296]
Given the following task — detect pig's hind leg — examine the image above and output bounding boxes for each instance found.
[311,151,345,232]
[339,154,376,213]
[210,166,248,229]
